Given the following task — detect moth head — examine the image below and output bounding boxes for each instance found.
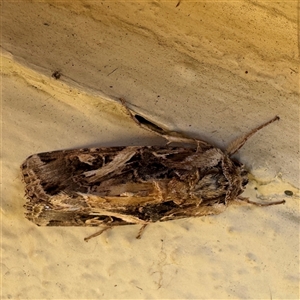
[222,157,250,202]
[232,159,249,191]
[240,164,249,187]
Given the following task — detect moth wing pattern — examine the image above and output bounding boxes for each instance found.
[22,143,230,226]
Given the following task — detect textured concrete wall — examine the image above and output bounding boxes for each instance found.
[2,1,299,299]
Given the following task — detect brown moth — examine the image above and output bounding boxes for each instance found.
[21,99,285,241]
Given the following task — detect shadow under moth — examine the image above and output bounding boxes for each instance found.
[21,99,285,241]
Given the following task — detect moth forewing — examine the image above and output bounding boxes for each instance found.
[21,101,285,241]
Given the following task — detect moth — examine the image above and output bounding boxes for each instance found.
[21,99,285,241]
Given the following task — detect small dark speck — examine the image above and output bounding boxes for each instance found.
[245,70,248,74]
[52,70,61,80]
[109,85,113,88]
[284,190,293,196]
[254,187,257,190]
[43,22,50,26]
[176,1,181,7]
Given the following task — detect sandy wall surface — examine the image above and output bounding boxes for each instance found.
[1,1,299,299]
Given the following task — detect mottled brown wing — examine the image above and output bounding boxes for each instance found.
[21,144,228,227]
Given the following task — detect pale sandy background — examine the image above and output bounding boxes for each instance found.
[1,1,299,299]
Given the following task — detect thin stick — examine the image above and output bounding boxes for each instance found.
[119,98,206,146]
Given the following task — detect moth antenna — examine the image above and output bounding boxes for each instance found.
[238,196,285,206]
[226,116,280,156]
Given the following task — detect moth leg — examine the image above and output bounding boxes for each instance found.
[120,98,203,146]
[136,224,148,239]
[237,196,285,206]
[226,116,280,156]
[84,226,112,242]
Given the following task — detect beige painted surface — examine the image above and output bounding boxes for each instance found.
[1,1,299,299]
